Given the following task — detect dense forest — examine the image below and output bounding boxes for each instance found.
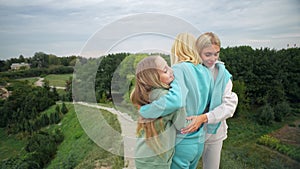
[0,53,74,168]
[221,47,299,123]
[82,47,299,125]
[0,46,299,168]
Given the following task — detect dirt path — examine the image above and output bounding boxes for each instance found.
[270,120,300,146]
[35,77,44,87]
[76,102,136,169]
[0,87,10,99]
[34,77,66,89]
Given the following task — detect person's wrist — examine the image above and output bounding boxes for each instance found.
[203,114,208,123]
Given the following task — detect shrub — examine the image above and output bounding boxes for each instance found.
[257,104,274,125]
[257,135,280,149]
[257,134,300,161]
[273,101,291,122]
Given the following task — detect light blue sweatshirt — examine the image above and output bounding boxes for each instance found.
[140,62,213,143]
[135,88,186,169]
[206,62,232,134]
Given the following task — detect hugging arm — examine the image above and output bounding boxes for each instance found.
[206,80,238,124]
[181,80,238,134]
[139,67,188,118]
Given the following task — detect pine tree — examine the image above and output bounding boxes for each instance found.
[61,103,68,114]
[55,105,60,113]
[54,111,60,124]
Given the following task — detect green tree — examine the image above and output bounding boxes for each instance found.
[54,111,61,124]
[95,53,128,101]
[273,101,291,122]
[41,114,50,126]
[51,87,60,101]
[48,54,61,65]
[18,55,25,62]
[257,103,275,125]
[64,77,73,101]
[232,80,249,117]
[55,105,60,113]
[31,52,49,68]
[61,102,68,114]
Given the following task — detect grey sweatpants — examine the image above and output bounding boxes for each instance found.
[202,141,223,169]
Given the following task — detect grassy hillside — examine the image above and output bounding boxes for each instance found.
[0,102,124,169]
[1,102,299,169]
[195,112,300,169]
[0,128,26,161]
[45,103,123,169]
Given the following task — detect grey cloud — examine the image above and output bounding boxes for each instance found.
[0,0,299,59]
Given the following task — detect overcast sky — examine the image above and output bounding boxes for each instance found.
[0,0,299,60]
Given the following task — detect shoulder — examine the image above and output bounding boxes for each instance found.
[149,88,168,101]
[216,61,229,72]
[172,61,194,69]
[216,61,225,69]
[216,61,232,79]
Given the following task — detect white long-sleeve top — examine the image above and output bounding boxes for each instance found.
[205,65,238,144]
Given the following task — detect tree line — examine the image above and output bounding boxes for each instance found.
[0,52,76,80]
[0,52,77,72]
[221,46,299,124]
[0,47,299,168]
[84,47,299,124]
[4,47,297,126]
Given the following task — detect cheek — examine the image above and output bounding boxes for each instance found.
[201,57,209,63]
[203,61,210,67]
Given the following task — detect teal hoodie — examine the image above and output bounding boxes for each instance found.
[135,88,186,169]
[140,62,213,143]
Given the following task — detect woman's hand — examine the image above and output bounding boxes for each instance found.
[181,114,208,134]
[137,104,141,110]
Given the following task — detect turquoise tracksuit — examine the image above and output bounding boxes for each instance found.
[135,89,186,169]
[140,62,213,169]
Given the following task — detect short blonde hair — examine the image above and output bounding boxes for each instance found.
[171,32,201,65]
[196,32,221,55]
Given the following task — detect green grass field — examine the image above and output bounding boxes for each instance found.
[0,128,26,161]
[0,102,123,169]
[16,77,39,85]
[1,102,299,169]
[45,103,123,169]
[205,114,300,169]
[44,74,73,87]
[16,74,72,87]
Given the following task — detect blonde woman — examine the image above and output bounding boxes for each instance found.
[139,33,213,169]
[182,32,238,169]
[131,55,186,169]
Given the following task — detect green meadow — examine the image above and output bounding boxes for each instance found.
[43,74,72,87]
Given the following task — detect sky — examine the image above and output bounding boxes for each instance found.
[0,0,299,60]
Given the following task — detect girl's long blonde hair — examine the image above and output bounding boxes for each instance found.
[130,55,170,154]
[171,32,201,65]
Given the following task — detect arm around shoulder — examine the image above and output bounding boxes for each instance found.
[139,67,188,118]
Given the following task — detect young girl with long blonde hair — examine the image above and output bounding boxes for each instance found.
[131,55,186,169]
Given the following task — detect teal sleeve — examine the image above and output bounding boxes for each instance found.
[172,108,186,130]
[139,66,188,118]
